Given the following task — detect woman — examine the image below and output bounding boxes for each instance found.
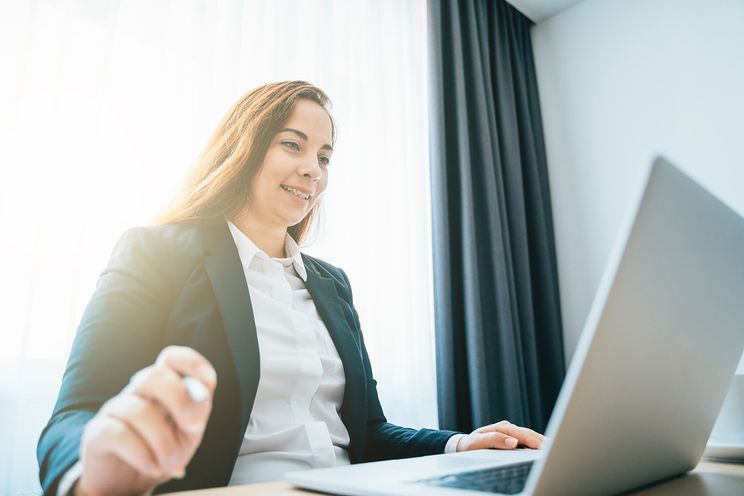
[37,81,544,496]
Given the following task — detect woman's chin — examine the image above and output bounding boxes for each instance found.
[278,213,308,229]
[273,202,313,228]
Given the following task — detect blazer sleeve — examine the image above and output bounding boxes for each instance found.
[337,269,462,461]
[37,227,175,496]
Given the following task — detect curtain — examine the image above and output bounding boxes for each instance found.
[427,0,565,434]
[0,1,435,493]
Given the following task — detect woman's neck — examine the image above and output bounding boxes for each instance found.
[230,214,286,258]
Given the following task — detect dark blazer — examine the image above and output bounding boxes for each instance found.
[37,222,458,495]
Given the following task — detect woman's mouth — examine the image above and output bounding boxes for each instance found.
[280,184,312,201]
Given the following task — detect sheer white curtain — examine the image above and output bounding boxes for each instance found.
[0,1,436,493]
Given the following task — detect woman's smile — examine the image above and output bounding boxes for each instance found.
[280,184,313,201]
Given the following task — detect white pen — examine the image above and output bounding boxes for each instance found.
[182,376,209,402]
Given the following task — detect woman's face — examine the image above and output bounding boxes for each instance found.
[247,99,333,229]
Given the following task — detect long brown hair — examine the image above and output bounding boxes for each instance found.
[156,81,334,244]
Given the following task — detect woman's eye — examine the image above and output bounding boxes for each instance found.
[282,141,300,151]
[319,156,330,166]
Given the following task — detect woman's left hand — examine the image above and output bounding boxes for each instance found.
[456,420,545,451]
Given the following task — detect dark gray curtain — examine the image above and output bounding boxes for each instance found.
[428,0,565,434]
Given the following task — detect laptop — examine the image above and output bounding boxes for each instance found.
[287,156,744,495]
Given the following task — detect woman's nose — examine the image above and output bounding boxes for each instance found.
[299,156,323,180]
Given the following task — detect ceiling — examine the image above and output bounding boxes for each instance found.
[505,0,585,23]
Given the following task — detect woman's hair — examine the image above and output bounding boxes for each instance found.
[156,80,334,244]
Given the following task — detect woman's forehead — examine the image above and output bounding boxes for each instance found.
[282,100,333,145]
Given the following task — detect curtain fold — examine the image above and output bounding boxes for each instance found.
[428,0,565,433]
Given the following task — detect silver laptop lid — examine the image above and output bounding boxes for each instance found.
[527,157,744,495]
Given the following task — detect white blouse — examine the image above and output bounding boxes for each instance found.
[226,222,351,485]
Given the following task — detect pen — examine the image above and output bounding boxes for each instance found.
[182,376,209,402]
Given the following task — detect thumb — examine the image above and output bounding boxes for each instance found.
[485,431,519,449]
[461,432,519,451]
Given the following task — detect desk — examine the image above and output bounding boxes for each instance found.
[171,461,744,495]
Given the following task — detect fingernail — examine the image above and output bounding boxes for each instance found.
[199,364,217,383]
[505,437,518,448]
[185,421,206,434]
[171,468,186,479]
[181,407,206,434]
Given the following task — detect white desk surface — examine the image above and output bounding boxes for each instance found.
[170,460,744,496]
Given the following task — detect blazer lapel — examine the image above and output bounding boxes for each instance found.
[201,223,260,436]
[303,258,367,455]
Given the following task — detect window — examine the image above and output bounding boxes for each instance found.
[0,1,436,493]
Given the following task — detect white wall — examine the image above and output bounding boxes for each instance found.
[531,0,744,367]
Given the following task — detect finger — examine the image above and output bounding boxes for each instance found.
[494,425,544,449]
[100,394,184,476]
[489,432,520,449]
[156,346,217,392]
[465,432,519,450]
[127,365,209,435]
[95,415,164,480]
[476,421,544,449]
[474,420,512,434]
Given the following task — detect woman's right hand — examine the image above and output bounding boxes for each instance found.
[75,346,217,496]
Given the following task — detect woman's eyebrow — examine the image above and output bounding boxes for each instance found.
[279,128,333,152]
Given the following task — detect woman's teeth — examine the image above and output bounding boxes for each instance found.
[281,185,311,200]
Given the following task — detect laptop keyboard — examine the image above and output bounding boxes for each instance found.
[416,460,534,494]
